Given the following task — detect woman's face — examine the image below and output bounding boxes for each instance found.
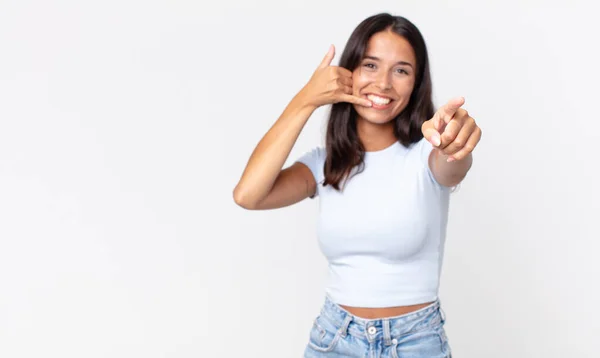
[352,30,417,125]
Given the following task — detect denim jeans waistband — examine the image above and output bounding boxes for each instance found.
[319,295,445,344]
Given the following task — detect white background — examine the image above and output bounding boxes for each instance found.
[1,1,598,357]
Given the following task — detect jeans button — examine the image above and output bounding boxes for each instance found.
[367,326,377,335]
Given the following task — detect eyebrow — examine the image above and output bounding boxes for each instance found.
[363,55,414,68]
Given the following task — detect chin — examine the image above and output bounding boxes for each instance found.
[355,106,399,125]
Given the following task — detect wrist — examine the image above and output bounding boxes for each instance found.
[281,91,317,123]
[294,87,319,112]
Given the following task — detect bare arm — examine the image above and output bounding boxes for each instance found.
[245,162,317,210]
[233,45,372,210]
[233,95,317,209]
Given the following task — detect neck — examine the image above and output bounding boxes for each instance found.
[357,117,397,152]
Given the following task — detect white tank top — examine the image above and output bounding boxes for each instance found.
[296,138,451,307]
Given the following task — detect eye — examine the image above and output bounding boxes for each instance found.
[396,68,409,75]
[363,63,376,70]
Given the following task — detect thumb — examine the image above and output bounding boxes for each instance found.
[318,44,335,69]
[422,121,441,147]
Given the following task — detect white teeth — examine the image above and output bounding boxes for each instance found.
[367,94,391,105]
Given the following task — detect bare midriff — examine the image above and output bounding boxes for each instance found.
[339,301,434,319]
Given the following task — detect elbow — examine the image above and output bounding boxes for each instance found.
[233,186,258,210]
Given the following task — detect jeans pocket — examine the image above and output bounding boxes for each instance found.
[391,327,450,358]
[307,316,342,353]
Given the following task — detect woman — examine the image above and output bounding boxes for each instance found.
[233,12,481,358]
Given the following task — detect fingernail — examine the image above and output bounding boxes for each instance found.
[447,156,455,162]
[432,135,440,147]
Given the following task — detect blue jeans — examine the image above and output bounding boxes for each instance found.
[304,296,452,358]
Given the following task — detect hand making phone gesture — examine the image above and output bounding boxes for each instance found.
[300,45,373,109]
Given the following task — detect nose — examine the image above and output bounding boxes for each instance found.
[376,71,392,90]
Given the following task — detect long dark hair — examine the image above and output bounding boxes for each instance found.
[322,13,434,191]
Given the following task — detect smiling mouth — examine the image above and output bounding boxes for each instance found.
[365,94,394,109]
[366,94,391,105]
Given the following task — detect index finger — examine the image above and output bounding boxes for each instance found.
[438,97,465,122]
